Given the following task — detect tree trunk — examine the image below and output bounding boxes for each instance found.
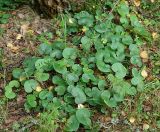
[32,0,85,17]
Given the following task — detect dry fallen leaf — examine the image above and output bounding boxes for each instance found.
[141,69,148,78]
[19,76,26,82]
[82,26,87,32]
[18,13,25,19]
[143,123,149,130]
[78,104,85,109]
[152,32,158,39]
[140,51,148,59]
[134,0,141,7]
[16,34,22,40]
[129,117,135,123]
[68,18,73,24]
[20,23,30,36]
[48,86,53,91]
[121,111,126,116]
[36,86,42,92]
[7,43,19,51]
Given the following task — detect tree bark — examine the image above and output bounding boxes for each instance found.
[32,0,85,17]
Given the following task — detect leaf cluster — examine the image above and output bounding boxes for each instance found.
[5,1,151,131]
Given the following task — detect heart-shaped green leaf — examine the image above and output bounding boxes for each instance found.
[65,115,79,131]
[71,86,86,104]
[34,71,50,82]
[101,90,111,103]
[98,80,106,90]
[53,60,67,74]
[74,11,94,27]
[27,94,37,107]
[111,63,127,78]
[96,51,111,73]
[65,73,79,85]
[52,75,66,86]
[62,48,77,60]
[76,108,91,127]
[81,36,92,51]
[117,1,129,17]
[122,34,133,45]
[24,79,38,93]
[55,86,66,96]
[94,22,109,33]
[38,43,52,55]
[12,68,23,79]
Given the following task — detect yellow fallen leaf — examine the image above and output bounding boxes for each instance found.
[129,117,135,123]
[151,0,154,3]
[68,18,73,24]
[143,123,149,130]
[36,86,42,92]
[7,42,13,48]
[134,0,141,7]
[78,104,85,109]
[82,26,87,32]
[20,23,30,36]
[16,34,22,40]
[19,76,26,82]
[37,113,41,117]
[152,32,158,39]
[141,69,148,78]
[7,43,19,51]
[48,86,53,91]
[140,51,148,59]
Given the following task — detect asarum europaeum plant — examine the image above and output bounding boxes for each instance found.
[5,1,151,131]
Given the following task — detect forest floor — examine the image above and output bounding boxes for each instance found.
[0,3,160,132]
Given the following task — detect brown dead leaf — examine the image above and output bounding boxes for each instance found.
[134,0,141,7]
